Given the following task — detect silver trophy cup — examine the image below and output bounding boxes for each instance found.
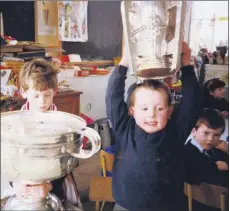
[1,111,101,210]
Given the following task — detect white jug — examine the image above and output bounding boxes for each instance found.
[121,1,188,80]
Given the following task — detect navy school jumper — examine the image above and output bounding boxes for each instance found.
[106,65,202,211]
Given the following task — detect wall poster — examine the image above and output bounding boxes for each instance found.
[58,1,88,42]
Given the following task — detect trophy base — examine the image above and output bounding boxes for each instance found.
[137,67,171,79]
[3,193,64,211]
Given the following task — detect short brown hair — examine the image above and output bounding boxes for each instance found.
[127,79,172,108]
[19,59,58,91]
[195,108,225,133]
[204,78,226,92]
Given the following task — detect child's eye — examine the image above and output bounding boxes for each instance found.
[33,95,39,98]
[204,132,209,135]
[157,107,164,111]
[142,108,148,111]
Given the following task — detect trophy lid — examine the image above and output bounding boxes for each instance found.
[1,110,87,145]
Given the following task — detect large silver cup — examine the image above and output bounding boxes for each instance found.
[121,1,187,80]
[1,111,101,210]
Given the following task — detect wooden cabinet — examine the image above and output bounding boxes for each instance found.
[1,91,82,115]
[53,91,82,115]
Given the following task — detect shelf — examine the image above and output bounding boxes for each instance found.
[63,60,114,67]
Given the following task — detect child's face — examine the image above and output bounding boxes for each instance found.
[192,124,223,150]
[22,87,55,111]
[130,88,170,133]
[210,87,225,99]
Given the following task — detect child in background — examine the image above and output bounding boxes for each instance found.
[20,58,58,111]
[203,78,229,118]
[11,59,80,206]
[106,42,202,211]
[184,108,228,187]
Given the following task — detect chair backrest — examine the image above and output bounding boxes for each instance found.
[89,150,115,204]
[100,150,114,176]
[89,176,115,202]
[184,182,229,209]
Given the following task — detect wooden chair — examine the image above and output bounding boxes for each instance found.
[184,182,229,211]
[89,150,115,211]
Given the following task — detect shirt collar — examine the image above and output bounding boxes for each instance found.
[190,137,204,153]
[21,101,57,111]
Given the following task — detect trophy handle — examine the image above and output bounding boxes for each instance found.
[70,127,101,159]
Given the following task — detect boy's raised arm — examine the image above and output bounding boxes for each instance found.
[106,59,130,134]
[171,42,203,142]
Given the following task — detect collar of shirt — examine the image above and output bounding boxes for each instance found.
[190,138,204,153]
[21,101,57,111]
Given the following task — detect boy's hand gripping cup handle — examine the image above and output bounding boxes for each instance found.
[70,127,101,159]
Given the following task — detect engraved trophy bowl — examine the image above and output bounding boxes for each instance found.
[1,110,101,210]
[121,0,187,81]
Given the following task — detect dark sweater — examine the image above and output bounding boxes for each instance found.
[184,140,229,187]
[204,95,229,112]
[106,65,202,210]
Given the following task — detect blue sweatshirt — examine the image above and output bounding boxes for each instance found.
[106,65,202,211]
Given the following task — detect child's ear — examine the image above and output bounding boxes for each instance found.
[209,90,214,96]
[53,88,58,96]
[20,87,27,99]
[129,106,134,116]
[191,128,196,137]
[167,105,174,119]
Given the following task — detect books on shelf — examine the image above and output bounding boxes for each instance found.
[15,50,46,59]
[1,45,24,53]
[1,41,46,53]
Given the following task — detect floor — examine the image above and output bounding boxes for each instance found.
[72,153,115,211]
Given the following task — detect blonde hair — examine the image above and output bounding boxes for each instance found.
[19,59,58,91]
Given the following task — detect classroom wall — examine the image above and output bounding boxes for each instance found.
[63,73,136,120]
[64,70,229,120]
